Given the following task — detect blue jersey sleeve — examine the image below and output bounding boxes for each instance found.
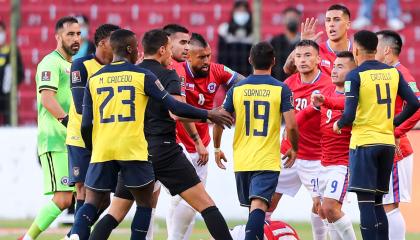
[81,82,93,150]
[70,59,89,114]
[280,84,294,112]
[394,72,420,126]
[337,70,360,128]
[222,87,235,113]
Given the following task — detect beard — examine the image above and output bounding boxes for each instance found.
[192,66,209,78]
[62,40,80,56]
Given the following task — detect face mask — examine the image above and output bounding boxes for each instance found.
[0,32,6,45]
[80,27,88,39]
[286,19,299,33]
[233,12,250,26]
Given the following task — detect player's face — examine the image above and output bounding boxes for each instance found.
[170,32,190,62]
[294,46,320,74]
[127,37,139,64]
[57,22,81,56]
[99,37,114,64]
[161,37,173,67]
[331,57,354,86]
[325,10,350,42]
[189,45,211,77]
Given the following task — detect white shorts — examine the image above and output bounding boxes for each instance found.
[318,165,349,203]
[276,159,322,198]
[179,143,209,185]
[383,154,413,204]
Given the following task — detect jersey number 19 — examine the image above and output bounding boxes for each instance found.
[244,100,270,137]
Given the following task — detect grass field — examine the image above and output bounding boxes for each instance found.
[1,218,420,239]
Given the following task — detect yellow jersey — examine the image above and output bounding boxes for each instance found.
[223,75,293,172]
[66,55,103,147]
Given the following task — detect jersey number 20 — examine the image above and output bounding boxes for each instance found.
[244,100,270,137]
[97,86,135,123]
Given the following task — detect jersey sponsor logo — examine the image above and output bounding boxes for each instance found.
[207,82,217,93]
[186,83,195,91]
[73,167,80,177]
[71,71,82,83]
[41,71,51,81]
[155,79,165,91]
[344,81,351,93]
[321,59,331,68]
[408,82,419,93]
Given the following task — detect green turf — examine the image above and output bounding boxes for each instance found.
[1,218,420,239]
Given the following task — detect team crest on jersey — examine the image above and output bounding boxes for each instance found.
[207,82,217,93]
[408,82,419,93]
[321,59,331,68]
[155,80,165,91]
[344,81,351,92]
[73,167,80,177]
[41,71,51,81]
[71,71,81,83]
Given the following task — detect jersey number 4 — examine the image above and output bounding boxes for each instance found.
[97,86,135,123]
[376,83,392,119]
[244,100,270,137]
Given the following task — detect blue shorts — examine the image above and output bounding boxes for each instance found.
[348,145,395,194]
[235,171,279,207]
[85,160,154,192]
[67,145,91,185]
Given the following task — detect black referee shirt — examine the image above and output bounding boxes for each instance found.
[137,59,182,140]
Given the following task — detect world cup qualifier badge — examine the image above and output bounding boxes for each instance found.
[41,71,51,81]
[207,82,217,93]
[72,71,81,83]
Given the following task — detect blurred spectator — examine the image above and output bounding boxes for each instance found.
[217,0,254,76]
[72,15,95,60]
[0,21,24,125]
[352,0,405,31]
[270,6,301,81]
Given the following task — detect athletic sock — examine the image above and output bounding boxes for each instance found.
[311,213,327,240]
[327,222,341,240]
[131,206,152,240]
[386,208,406,240]
[358,200,377,240]
[201,206,232,240]
[25,200,62,239]
[67,199,85,238]
[71,203,98,240]
[375,195,389,240]
[332,214,356,240]
[168,199,196,240]
[89,214,119,240]
[182,218,195,240]
[166,195,182,238]
[146,208,156,240]
[244,209,265,240]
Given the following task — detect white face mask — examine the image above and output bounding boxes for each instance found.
[233,12,250,26]
[0,32,6,45]
[80,27,88,39]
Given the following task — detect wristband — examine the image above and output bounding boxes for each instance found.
[58,115,69,127]
[214,148,221,153]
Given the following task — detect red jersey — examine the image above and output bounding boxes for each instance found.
[282,70,333,160]
[318,40,352,76]
[168,59,186,96]
[393,63,420,162]
[176,62,236,152]
[264,221,300,240]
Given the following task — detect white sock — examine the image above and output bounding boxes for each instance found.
[332,214,356,240]
[311,213,327,240]
[21,234,33,240]
[387,208,406,240]
[327,222,341,240]
[166,195,182,238]
[167,199,196,240]
[265,211,273,221]
[182,217,195,240]
[146,208,156,240]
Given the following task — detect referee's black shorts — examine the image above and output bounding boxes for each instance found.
[114,138,201,200]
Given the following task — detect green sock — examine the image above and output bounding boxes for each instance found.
[27,201,62,239]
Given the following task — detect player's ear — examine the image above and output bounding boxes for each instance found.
[384,46,391,56]
[316,54,321,65]
[248,56,252,65]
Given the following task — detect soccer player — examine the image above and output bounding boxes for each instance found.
[65,23,120,238]
[268,40,332,240]
[168,32,244,239]
[70,29,234,240]
[302,51,358,239]
[375,30,420,239]
[20,16,81,240]
[334,30,419,240]
[214,41,298,240]
[284,4,352,76]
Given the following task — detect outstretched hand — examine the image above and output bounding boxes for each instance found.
[301,18,323,42]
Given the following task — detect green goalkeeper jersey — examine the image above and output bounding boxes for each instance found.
[36,50,72,155]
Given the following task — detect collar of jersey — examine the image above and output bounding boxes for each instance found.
[393,61,401,67]
[326,39,352,54]
[300,70,321,84]
[111,60,127,65]
[335,90,344,95]
[54,50,71,63]
[186,61,195,78]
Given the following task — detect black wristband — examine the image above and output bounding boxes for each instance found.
[59,115,69,127]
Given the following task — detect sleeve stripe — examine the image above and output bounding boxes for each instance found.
[38,85,58,92]
[226,72,237,87]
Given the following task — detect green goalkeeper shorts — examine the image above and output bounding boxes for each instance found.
[40,152,74,195]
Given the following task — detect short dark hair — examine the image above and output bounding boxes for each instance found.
[336,51,355,62]
[190,32,208,48]
[327,4,351,19]
[142,29,169,55]
[0,21,5,30]
[94,24,120,46]
[250,41,275,70]
[163,24,189,35]
[55,16,78,33]
[110,29,136,56]
[295,40,319,52]
[354,30,378,53]
[282,6,301,16]
[376,30,403,56]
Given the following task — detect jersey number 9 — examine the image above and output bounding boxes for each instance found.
[244,100,270,137]
[97,86,136,123]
